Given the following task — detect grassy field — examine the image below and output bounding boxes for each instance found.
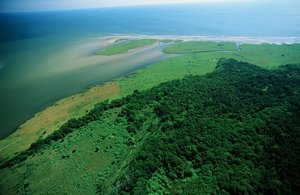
[238,43,300,68]
[116,42,300,97]
[1,41,300,162]
[0,99,158,194]
[96,39,157,55]
[163,41,237,54]
[0,109,129,194]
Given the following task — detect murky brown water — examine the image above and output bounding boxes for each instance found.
[0,35,170,139]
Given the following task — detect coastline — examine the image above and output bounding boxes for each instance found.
[1,35,300,160]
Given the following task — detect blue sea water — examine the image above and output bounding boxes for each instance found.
[0,1,299,138]
[1,1,300,42]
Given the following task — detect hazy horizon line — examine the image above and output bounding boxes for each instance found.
[0,0,257,13]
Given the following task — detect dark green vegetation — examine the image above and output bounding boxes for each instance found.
[96,39,157,55]
[1,59,300,194]
[163,41,237,54]
[101,59,300,194]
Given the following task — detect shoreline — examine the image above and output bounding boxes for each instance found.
[94,34,300,44]
[1,36,300,160]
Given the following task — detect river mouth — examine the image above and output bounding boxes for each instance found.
[0,35,174,139]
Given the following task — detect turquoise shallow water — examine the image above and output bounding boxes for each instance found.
[0,1,299,138]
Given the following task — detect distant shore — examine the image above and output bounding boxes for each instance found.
[94,34,300,44]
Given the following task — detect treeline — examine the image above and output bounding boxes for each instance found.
[99,59,300,194]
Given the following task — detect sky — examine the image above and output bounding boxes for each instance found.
[0,0,258,12]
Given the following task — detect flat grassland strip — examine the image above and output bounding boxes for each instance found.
[238,43,300,68]
[163,41,237,53]
[96,39,157,55]
[1,41,299,160]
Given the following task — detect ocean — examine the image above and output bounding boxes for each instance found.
[0,1,299,138]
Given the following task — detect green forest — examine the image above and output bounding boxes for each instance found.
[102,59,300,194]
[1,59,300,194]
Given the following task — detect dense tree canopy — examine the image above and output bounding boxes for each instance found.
[106,59,300,194]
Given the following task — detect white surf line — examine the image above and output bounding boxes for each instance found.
[99,34,300,44]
